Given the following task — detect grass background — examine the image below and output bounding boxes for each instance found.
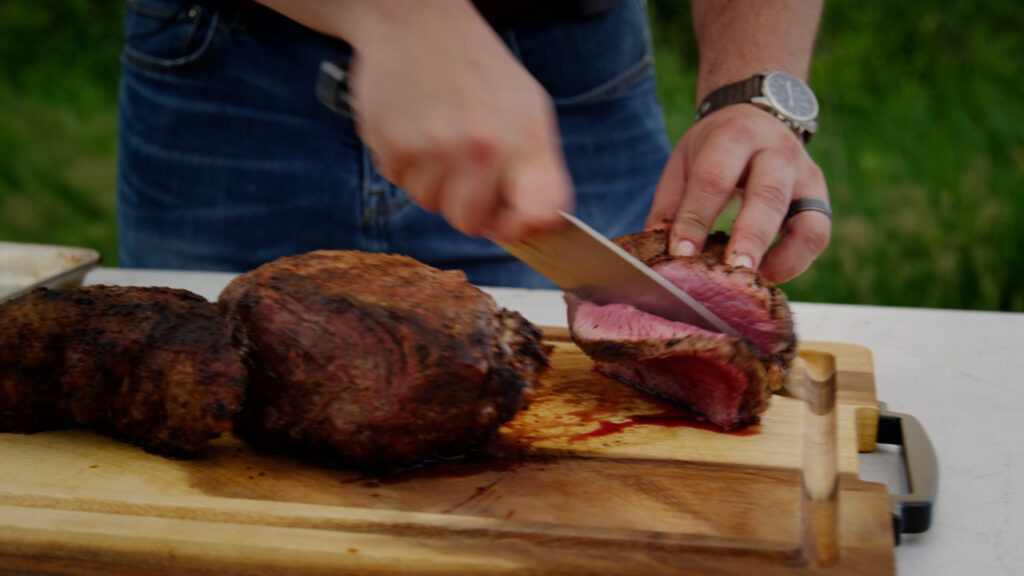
[1,1,1022,311]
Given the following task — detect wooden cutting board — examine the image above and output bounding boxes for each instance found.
[0,333,893,575]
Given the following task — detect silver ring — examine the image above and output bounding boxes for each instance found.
[786,198,832,221]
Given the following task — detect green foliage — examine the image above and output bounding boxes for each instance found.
[0,1,123,264]
[799,1,1024,310]
[650,0,1024,310]
[1,1,1021,310]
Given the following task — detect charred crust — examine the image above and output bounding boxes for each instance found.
[3,252,550,465]
[0,286,246,459]
[219,250,551,466]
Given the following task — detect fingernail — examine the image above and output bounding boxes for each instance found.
[733,254,754,269]
[674,240,696,257]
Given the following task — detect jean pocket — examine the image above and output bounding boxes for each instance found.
[509,0,654,106]
[122,0,219,73]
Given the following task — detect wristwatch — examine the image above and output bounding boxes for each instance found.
[695,71,819,143]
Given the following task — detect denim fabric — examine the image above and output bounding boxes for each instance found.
[117,0,671,287]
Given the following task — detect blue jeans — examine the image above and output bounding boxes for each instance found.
[117,0,670,287]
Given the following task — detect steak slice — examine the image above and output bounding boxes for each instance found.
[219,250,550,465]
[567,231,796,429]
[0,286,246,457]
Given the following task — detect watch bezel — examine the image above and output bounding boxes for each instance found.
[760,71,819,123]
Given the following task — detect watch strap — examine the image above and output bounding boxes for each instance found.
[695,73,816,143]
[695,74,763,122]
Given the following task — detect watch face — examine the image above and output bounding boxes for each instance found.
[764,72,818,121]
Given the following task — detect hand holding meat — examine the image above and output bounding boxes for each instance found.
[644,0,829,284]
[646,103,831,285]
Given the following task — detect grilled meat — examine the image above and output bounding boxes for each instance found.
[219,250,550,465]
[0,286,246,457]
[567,231,797,429]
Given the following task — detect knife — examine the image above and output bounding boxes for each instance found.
[495,211,740,337]
[313,63,737,336]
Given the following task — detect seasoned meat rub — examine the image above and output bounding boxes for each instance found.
[568,231,797,429]
[0,286,246,457]
[220,250,550,465]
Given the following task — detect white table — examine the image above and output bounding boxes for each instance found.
[85,267,1024,576]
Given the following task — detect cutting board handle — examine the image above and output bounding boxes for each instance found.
[877,403,938,545]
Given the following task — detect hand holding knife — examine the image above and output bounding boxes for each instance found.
[316,60,735,335]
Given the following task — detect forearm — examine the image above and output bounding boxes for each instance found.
[253,0,487,49]
[691,0,823,102]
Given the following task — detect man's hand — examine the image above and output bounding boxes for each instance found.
[256,0,573,241]
[646,104,830,284]
[350,3,572,240]
[647,0,828,284]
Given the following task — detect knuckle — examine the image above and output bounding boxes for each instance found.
[464,133,498,166]
[800,221,832,254]
[675,210,713,234]
[645,212,674,231]
[426,134,456,161]
[722,116,756,143]
[747,181,791,215]
[529,115,560,150]
[693,167,732,194]
[740,227,778,254]
[804,163,827,187]
[775,134,804,159]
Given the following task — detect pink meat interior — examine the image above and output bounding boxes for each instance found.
[652,260,777,355]
[572,301,758,429]
[571,300,724,342]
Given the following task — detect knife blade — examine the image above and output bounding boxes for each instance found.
[495,211,740,337]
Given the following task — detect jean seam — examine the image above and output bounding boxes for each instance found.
[123,8,219,72]
[551,53,654,106]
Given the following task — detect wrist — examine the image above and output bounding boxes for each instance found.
[695,71,819,143]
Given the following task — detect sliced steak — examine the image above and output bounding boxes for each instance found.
[219,250,550,465]
[0,286,246,457]
[568,231,797,429]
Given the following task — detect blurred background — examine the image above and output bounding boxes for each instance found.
[1,0,1021,311]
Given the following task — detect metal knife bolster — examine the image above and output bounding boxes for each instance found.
[496,212,739,337]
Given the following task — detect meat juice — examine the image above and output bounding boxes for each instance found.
[565,406,762,441]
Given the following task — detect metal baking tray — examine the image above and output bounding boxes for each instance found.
[0,241,102,303]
